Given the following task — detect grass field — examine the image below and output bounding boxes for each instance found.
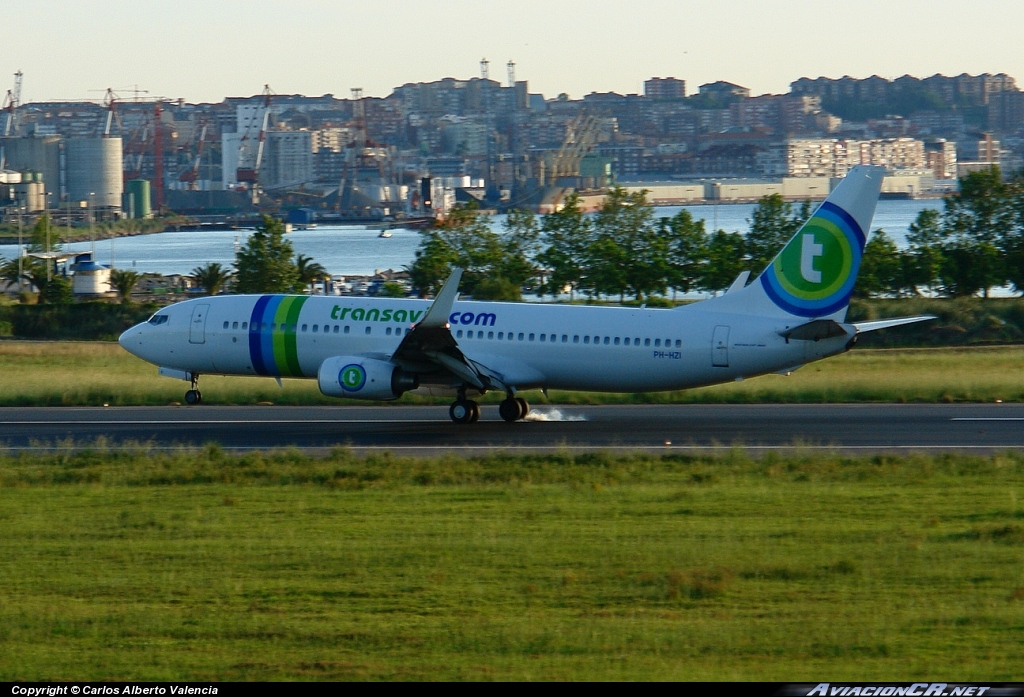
[1,447,1023,680]
[1,340,1023,406]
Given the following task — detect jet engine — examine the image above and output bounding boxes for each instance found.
[317,356,419,401]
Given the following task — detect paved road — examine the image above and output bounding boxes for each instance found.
[1,403,1023,453]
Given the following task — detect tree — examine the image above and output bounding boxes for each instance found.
[233,216,301,294]
[41,275,73,304]
[536,191,593,299]
[377,281,407,298]
[746,194,810,275]
[941,167,1010,297]
[588,187,666,302]
[109,269,141,304]
[190,262,233,296]
[904,208,945,294]
[661,210,708,298]
[21,260,52,303]
[0,257,22,291]
[857,230,906,297]
[407,201,516,297]
[295,254,328,293]
[497,209,540,294]
[700,230,747,293]
[27,215,59,255]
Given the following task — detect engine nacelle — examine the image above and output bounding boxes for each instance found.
[317,356,419,401]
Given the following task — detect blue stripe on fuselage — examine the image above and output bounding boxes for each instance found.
[248,295,272,375]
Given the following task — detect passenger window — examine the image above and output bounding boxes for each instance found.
[644,338,651,346]
[539,334,545,342]
[584,336,590,344]
[623,338,630,346]
[573,335,579,344]
[386,327,392,336]
[603,337,610,345]
[223,321,229,329]
[675,339,681,348]
[614,337,620,345]
[498,332,504,340]
[488,331,494,339]
[365,326,371,335]
[333,326,339,334]
[232,321,239,330]
[456,330,463,338]
[655,339,661,347]
[478,331,484,339]
[529,333,535,341]
[301,324,308,332]
[518,332,524,340]
[344,326,350,334]
[562,335,568,343]
[242,322,247,330]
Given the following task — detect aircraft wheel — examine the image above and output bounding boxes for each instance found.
[185,389,202,405]
[515,397,530,419]
[499,398,522,423]
[449,399,476,424]
[468,401,481,423]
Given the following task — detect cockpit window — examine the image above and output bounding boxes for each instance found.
[147,314,169,326]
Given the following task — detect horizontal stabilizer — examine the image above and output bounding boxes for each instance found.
[780,319,851,342]
[853,315,936,334]
[726,270,751,295]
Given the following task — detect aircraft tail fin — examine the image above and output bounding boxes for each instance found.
[707,165,886,321]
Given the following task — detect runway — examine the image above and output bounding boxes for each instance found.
[1,403,1023,454]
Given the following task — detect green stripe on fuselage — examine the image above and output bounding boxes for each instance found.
[271,296,309,377]
[283,296,307,375]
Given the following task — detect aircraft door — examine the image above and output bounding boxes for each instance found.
[712,325,730,367]
[189,304,210,344]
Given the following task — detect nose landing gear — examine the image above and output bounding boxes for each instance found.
[184,373,202,405]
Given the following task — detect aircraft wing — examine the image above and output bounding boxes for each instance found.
[390,268,511,392]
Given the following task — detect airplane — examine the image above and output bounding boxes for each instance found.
[119,165,932,424]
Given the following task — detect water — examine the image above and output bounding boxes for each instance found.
[0,199,942,278]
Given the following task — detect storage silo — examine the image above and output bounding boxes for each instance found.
[0,136,62,199]
[66,137,123,209]
[124,179,152,219]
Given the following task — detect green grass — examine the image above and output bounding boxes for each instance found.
[1,340,1023,406]
[1,448,1024,680]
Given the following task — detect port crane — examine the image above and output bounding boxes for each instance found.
[2,70,23,137]
[236,85,273,187]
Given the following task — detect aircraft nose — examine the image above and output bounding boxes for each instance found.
[118,324,144,356]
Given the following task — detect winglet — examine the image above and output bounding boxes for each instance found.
[417,267,463,328]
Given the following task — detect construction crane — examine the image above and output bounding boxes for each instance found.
[177,118,209,189]
[542,111,602,185]
[101,88,124,137]
[3,70,23,137]
[236,84,272,185]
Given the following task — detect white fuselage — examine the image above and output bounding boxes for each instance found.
[119,293,852,394]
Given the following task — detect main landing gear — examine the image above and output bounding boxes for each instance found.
[184,373,202,405]
[448,388,530,424]
[498,395,530,423]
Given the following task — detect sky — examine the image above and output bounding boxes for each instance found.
[6,0,1024,104]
